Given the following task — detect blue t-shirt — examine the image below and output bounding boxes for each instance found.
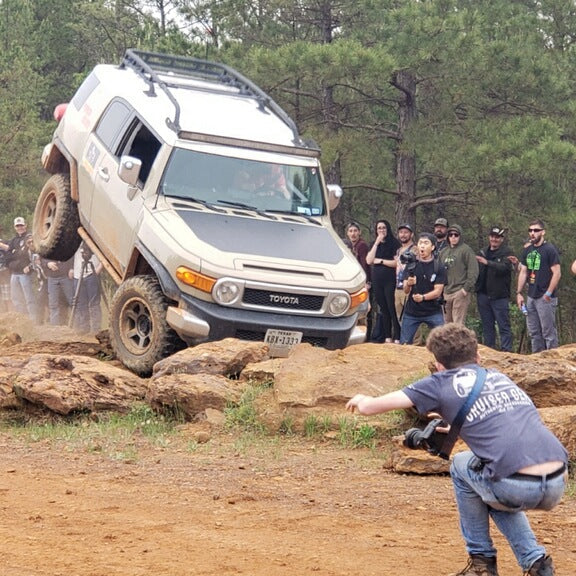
[403,365,567,480]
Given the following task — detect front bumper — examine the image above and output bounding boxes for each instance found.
[167,294,367,349]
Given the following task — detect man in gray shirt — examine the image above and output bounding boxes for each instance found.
[346,323,567,576]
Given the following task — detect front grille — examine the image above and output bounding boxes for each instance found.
[243,288,324,311]
[235,329,327,348]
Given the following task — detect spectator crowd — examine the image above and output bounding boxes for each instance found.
[0,216,103,335]
[345,216,563,354]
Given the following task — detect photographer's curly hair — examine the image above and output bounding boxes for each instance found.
[426,324,478,369]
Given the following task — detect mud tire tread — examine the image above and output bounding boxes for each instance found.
[32,173,81,261]
[110,275,185,377]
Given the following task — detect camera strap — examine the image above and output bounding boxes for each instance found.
[438,367,487,460]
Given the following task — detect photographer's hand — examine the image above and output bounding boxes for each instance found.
[346,390,414,416]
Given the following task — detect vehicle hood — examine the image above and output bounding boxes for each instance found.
[176,209,344,264]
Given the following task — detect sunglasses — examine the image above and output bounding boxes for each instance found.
[448,232,460,237]
[528,228,543,233]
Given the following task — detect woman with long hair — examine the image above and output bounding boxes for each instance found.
[366,219,401,343]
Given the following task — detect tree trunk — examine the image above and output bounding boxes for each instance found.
[392,69,417,228]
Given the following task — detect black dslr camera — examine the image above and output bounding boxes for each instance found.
[403,418,448,457]
[399,251,417,276]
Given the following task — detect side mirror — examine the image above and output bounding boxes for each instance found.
[327,184,343,211]
[118,155,142,187]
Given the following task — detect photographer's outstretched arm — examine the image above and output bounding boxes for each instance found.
[346,390,413,416]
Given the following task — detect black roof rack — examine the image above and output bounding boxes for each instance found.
[120,49,306,146]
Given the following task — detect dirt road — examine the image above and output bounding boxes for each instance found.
[0,429,574,576]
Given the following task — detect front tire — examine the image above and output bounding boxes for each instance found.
[32,173,81,260]
[110,275,185,377]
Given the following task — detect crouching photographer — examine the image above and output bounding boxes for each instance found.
[345,323,567,576]
[399,232,447,344]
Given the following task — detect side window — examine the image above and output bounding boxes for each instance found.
[120,121,162,185]
[71,73,100,111]
[95,100,132,152]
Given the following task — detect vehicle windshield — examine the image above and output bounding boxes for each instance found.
[160,148,325,216]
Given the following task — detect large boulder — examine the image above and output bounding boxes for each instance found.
[13,354,148,415]
[274,342,433,409]
[152,338,269,378]
[479,345,576,408]
[146,373,245,420]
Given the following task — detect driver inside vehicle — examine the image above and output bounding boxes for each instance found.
[232,164,291,204]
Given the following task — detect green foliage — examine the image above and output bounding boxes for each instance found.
[3,0,576,343]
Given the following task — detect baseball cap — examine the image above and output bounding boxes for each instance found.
[489,227,506,237]
[14,217,26,226]
[434,218,448,227]
[398,223,413,232]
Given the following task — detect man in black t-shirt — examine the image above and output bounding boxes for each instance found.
[399,233,447,344]
[516,219,561,352]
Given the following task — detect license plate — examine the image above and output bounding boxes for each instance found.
[264,329,303,357]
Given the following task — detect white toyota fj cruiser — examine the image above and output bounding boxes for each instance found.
[33,50,368,375]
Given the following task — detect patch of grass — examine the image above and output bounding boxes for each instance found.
[303,414,333,438]
[278,414,295,436]
[337,416,378,449]
[0,403,177,461]
[224,383,267,434]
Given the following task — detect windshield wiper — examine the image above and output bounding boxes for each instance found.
[265,209,322,225]
[166,194,226,212]
[216,199,278,219]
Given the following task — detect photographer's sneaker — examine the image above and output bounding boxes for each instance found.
[525,555,554,576]
[450,554,499,576]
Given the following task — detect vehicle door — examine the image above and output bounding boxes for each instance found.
[86,100,159,276]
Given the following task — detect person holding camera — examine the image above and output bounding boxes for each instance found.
[346,323,567,576]
[399,232,447,344]
[394,223,416,323]
[5,218,39,322]
[70,242,103,334]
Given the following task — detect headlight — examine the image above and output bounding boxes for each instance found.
[328,293,350,316]
[213,280,241,305]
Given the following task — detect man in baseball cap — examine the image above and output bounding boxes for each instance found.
[489,226,506,237]
[5,216,39,322]
[433,218,449,251]
[475,226,514,352]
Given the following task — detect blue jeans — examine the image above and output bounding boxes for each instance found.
[72,274,101,334]
[10,273,38,322]
[451,451,566,571]
[477,293,512,352]
[47,276,74,325]
[400,311,444,344]
[526,296,558,352]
